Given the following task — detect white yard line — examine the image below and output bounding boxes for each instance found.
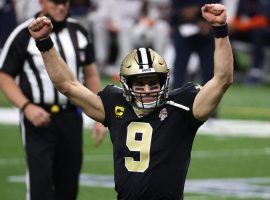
[199,118,270,137]
[1,148,270,166]
[1,108,270,166]
[192,147,270,158]
[1,108,270,137]
[7,174,270,199]
[0,108,94,127]
[0,108,20,125]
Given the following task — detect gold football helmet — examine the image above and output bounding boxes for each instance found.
[120,48,170,109]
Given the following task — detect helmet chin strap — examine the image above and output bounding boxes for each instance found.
[46,13,69,33]
[132,105,154,118]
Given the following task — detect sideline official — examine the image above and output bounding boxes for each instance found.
[0,0,106,199]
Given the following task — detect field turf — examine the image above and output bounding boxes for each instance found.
[0,82,270,199]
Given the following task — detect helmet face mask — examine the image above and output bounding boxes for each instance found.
[131,87,167,109]
[120,48,170,109]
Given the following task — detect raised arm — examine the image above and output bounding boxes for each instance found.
[193,4,233,121]
[28,16,105,122]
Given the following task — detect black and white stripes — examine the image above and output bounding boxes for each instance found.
[0,18,92,105]
[136,48,153,70]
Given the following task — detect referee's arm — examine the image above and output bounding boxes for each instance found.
[83,63,101,94]
[0,71,50,127]
[0,72,29,109]
[83,63,107,146]
[28,16,105,123]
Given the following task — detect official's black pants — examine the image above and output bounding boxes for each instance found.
[172,31,214,88]
[20,108,83,200]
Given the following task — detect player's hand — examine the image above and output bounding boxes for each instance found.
[201,4,227,26]
[91,122,107,147]
[24,104,51,127]
[140,17,155,27]
[28,16,53,40]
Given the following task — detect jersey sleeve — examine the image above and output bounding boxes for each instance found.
[0,28,29,77]
[77,24,95,66]
[169,82,203,124]
[98,84,123,127]
[84,31,95,65]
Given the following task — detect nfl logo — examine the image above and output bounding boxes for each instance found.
[159,108,168,121]
[79,51,86,62]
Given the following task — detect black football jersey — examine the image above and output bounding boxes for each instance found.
[98,83,204,200]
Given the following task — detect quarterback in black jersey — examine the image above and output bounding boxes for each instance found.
[98,82,202,199]
[28,3,233,200]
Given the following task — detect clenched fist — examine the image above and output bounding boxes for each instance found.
[201,4,227,26]
[28,16,53,40]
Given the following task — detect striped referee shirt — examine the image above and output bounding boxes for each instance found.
[0,16,95,105]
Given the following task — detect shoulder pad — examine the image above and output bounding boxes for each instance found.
[101,84,123,95]
[170,82,201,96]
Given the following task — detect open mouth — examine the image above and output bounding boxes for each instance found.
[140,97,157,103]
[134,93,158,103]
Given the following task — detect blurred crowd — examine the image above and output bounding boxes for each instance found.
[1,0,270,86]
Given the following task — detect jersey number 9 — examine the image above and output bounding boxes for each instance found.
[125,122,153,172]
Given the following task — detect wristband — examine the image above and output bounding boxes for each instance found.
[213,24,228,38]
[21,101,31,113]
[36,37,54,52]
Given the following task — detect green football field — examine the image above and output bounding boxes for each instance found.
[1,83,270,199]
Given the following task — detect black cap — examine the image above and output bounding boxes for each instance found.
[50,0,69,4]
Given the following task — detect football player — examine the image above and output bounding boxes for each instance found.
[28,3,233,200]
